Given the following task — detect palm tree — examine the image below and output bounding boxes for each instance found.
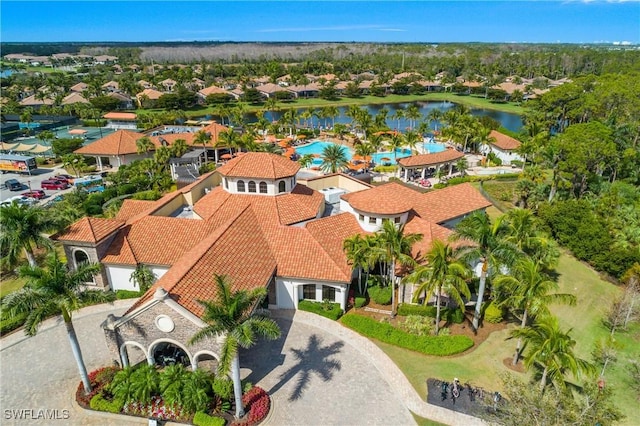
[298,154,314,170]
[189,275,280,419]
[455,157,469,176]
[194,130,211,163]
[170,138,189,158]
[511,315,594,393]
[391,107,405,131]
[451,211,519,331]
[322,105,339,129]
[404,130,421,155]
[320,144,349,174]
[404,240,471,334]
[373,220,422,316]
[405,104,421,130]
[136,136,155,155]
[387,132,405,163]
[427,109,444,133]
[343,234,374,295]
[0,203,55,268]
[504,208,559,268]
[2,251,114,394]
[495,258,576,365]
[218,129,240,156]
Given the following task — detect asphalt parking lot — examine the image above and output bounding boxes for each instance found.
[0,166,75,204]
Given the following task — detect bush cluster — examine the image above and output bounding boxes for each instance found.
[193,411,226,426]
[90,393,123,414]
[239,386,270,425]
[484,302,504,323]
[367,286,392,305]
[298,300,343,320]
[0,311,26,335]
[354,296,367,308]
[341,314,474,356]
[397,304,465,324]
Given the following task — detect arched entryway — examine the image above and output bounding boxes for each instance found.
[193,350,220,372]
[119,341,148,368]
[148,340,192,368]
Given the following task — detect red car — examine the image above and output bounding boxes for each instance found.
[22,190,46,199]
[41,179,69,190]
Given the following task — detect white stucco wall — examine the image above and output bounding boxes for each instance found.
[223,176,296,195]
[344,205,408,233]
[275,277,348,311]
[481,146,523,166]
[105,265,137,291]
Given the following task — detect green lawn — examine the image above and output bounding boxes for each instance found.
[377,250,637,424]
[0,276,26,298]
[411,412,448,426]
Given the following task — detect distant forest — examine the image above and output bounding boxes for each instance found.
[3,41,640,79]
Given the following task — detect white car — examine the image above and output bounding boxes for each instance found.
[1,195,37,207]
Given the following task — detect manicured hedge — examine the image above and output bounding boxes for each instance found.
[298,300,343,320]
[0,313,25,335]
[115,290,142,300]
[193,411,226,426]
[397,304,465,324]
[341,314,473,356]
[354,297,367,308]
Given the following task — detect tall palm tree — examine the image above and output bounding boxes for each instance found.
[189,275,280,418]
[343,234,374,295]
[427,109,444,133]
[403,240,471,334]
[495,258,576,365]
[455,157,469,176]
[194,130,211,164]
[218,129,240,156]
[298,154,315,170]
[320,144,349,174]
[511,315,594,393]
[373,220,423,316]
[322,105,339,129]
[391,107,405,131]
[405,104,422,130]
[504,208,558,268]
[170,138,189,158]
[0,203,55,268]
[387,132,405,163]
[451,211,519,331]
[2,251,114,394]
[404,130,421,155]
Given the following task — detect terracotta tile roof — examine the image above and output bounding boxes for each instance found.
[216,152,299,179]
[198,85,230,97]
[149,133,196,147]
[412,183,492,224]
[115,199,158,222]
[343,182,417,215]
[275,185,324,225]
[102,216,215,266]
[128,206,277,317]
[103,112,136,120]
[489,130,521,151]
[403,213,452,261]
[52,217,122,243]
[61,92,89,105]
[397,149,464,168]
[305,213,365,276]
[74,129,144,156]
[136,88,164,100]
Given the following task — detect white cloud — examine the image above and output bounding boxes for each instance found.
[256,24,394,33]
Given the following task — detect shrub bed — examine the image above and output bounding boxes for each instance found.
[354,296,367,308]
[397,304,465,324]
[484,301,504,323]
[237,386,270,426]
[298,300,343,320]
[194,411,226,426]
[341,314,474,356]
[0,312,26,335]
[367,286,392,305]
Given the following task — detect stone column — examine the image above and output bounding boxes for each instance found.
[449,163,453,175]
[293,284,299,309]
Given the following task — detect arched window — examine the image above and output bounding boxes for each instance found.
[248,181,257,193]
[259,182,268,194]
[237,180,245,192]
[278,180,286,193]
[74,249,90,268]
[224,178,228,189]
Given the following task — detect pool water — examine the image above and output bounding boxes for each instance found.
[296,141,445,165]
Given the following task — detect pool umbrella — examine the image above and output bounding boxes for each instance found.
[278,140,291,147]
[352,154,364,161]
[296,134,307,140]
[380,157,391,162]
[68,129,88,135]
[221,153,233,160]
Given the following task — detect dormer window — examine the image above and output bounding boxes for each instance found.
[394,216,401,224]
[259,182,268,194]
[237,180,245,192]
[278,181,286,193]
[248,181,256,193]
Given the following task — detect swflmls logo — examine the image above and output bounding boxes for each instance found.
[4,409,70,420]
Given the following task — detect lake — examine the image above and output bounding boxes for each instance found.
[235,100,523,133]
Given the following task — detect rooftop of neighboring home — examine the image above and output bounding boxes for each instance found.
[489,130,522,151]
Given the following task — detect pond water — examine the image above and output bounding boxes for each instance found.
[238,100,523,133]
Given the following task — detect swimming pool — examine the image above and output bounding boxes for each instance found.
[295,141,445,165]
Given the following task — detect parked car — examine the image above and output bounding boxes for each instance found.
[1,195,36,207]
[22,189,46,199]
[54,174,74,184]
[41,179,70,190]
[5,178,22,191]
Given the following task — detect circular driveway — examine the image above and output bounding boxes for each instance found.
[1,303,414,426]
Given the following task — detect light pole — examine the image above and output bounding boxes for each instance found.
[27,180,32,192]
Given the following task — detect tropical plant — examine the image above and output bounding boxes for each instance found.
[504,208,559,269]
[136,136,155,155]
[2,251,114,394]
[494,257,576,365]
[130,363,160,404]
[129,264,156,293]
[451,211,519,331]
[343,234,374,295]
[371,220,422,316]
[182,369,215,414]
[194,130,211,164]
[0,203,55,268]
[320,144,349,174]
[511,315,595,393]
[189,275,281,418]
[297,153,314,169]
[403,240,471,334]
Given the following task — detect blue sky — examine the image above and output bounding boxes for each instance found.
[1,1,639,44]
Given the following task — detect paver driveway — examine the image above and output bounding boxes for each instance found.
[1,302,415,426]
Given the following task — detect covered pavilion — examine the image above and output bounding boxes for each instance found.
[397,149,464,182]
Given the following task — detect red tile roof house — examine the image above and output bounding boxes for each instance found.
[53,152,491,369]
[480,130,524,165]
